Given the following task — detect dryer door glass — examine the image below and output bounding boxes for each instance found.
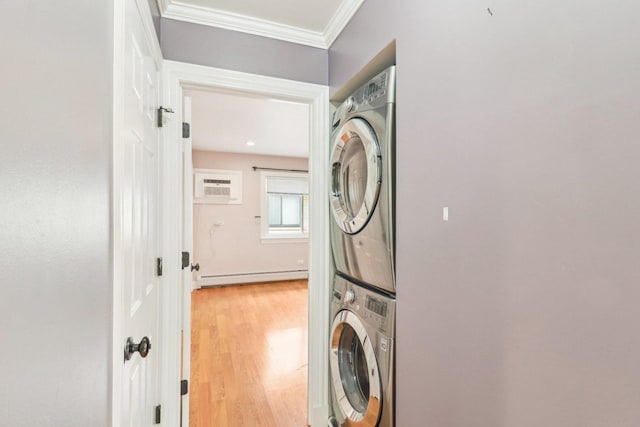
[330,310,382,425]
[341,138,367,219]
[330,118,381,234]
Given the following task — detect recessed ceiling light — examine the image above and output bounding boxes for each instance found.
[246,141,255,146]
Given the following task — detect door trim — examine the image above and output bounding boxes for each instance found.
[161,60,331,427]
[112,0,163,426]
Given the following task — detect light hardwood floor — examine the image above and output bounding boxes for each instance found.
[190,279,309,427]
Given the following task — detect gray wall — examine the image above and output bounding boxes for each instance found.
[161,18,328,85]
[148,0,161,42]
[0,2,112,426]
[330,1,640,426]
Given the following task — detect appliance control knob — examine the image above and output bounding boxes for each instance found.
[344,289,356,304]
[345,96,356,112]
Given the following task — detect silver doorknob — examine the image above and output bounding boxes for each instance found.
[190,263,200,272]
[124,336,151,362]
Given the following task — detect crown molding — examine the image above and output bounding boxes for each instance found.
[159,0,364,49]
[322,0,364,48]
[156,0,171,12]
[161,1,326,48]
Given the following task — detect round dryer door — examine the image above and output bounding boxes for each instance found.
[330,118,381,234]
[330,310,382,426]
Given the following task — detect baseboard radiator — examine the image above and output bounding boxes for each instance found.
[197,269,308,287]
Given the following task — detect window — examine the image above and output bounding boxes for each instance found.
[261,171,309,240]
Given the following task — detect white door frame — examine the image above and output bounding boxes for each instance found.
[160,60,331,427]
[180,94,193,427]
[112,0,163,426]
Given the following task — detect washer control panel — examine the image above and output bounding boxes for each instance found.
[343,289,356,304]
[365,294,388,317]
[332,274,396,334]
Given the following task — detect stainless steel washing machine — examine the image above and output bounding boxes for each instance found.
[329,66,396,295]
[329,274,395,427]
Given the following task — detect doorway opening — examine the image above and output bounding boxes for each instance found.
[186,88,311,426]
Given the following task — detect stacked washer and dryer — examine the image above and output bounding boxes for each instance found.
[328,66,396,427]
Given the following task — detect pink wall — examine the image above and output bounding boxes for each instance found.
[193,150,309,282]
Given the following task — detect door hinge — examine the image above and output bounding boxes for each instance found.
[181,252,190,270]
[157,106,175,128]
[156,257,163,277]
[181,379,189,396]
[154,404,161,424]
[182,122,190,139]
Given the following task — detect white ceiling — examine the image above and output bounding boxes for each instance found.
[186,89,310,158]
[158,0,364,48]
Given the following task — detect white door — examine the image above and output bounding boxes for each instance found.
[181,95,194,426]
[116,0,161,425]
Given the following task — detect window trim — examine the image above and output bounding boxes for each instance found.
[260,170,309,241]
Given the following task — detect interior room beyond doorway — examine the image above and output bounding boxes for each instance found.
[186,87,311,426]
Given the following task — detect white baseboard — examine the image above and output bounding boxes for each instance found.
[197,270,308,287]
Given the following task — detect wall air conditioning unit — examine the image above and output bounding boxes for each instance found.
[194,168,243,204]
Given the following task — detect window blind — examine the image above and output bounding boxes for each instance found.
[266,177,308,195]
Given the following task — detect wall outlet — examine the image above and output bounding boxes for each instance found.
[296,259,305,265]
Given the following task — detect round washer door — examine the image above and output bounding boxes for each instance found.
[330,118,381,234]
[330,309,382,426]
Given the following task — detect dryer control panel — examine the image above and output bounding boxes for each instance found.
[332,66,396,129]
[356,66,396,109]
[363,71,389,104]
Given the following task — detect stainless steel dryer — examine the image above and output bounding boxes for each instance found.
[330,66,396,294]
[329,274,395,427]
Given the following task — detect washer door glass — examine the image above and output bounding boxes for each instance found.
[330,310,381,425]
[330,118,381,234]
[338,323,370,412]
